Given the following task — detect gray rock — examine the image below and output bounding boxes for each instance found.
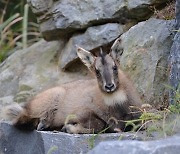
[59,23,124,69]
[168,0,180,104]
[0,40,90,112]
[0,40,60,98]
[0,96,14,119]
[0,122,45,154]
[27,0,53,15]
[169,31,180,104]
[27,0,169,40]
[176,0,180,29]
[0,122,142,154]
[89,134,180,154]
[118,18,175,106]
[0,96,14,107]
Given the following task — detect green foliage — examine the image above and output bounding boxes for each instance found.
[146,113,180,138]
[124,111,163,133]
[118,134,123,140]
[165,83,180,114]
[47,145,58,154]
[22,4,29,49]
[139,84,179,139]
[140,112,162,121]
[0,0,41,63]
[169,104,180,114]
[173,29,180,32]
[88,126,111,149]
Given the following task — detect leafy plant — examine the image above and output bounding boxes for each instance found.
[135,83,179,139]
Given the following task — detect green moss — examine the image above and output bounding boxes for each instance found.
[19,84,33,92]
[14,90,33,103]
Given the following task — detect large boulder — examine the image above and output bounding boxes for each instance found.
[60,23,124,69]
[169,30,180,104]
[168,0,180,103]
[0,122,45,154]
[176,0,180,28]
[0,122,141,154]
[27,0,169,40]
[0,40,90,116]
[0,40,61,98]
[118,18,175,106]
[89,134,180,154]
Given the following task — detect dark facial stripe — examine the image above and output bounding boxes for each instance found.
[99,48,106,65]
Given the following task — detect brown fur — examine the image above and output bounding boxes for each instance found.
[3,38,142,133]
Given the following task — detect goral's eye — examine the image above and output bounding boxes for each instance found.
[95,69,101,78]
[113,65,117,72]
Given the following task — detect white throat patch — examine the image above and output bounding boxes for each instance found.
[103,90,127,106]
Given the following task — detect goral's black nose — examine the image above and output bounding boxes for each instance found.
[105,83,115,90]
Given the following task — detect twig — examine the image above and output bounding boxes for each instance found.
[22,4,29,49]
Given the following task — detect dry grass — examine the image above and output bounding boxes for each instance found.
[0,0,41,62]
[152,0,175,20]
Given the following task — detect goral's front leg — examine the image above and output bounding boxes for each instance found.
[107,116,123,133]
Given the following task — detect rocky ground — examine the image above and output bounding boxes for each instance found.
[0,122,179,154]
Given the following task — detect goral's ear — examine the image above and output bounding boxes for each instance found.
[76,46,95,69]
[110,38,124,63]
